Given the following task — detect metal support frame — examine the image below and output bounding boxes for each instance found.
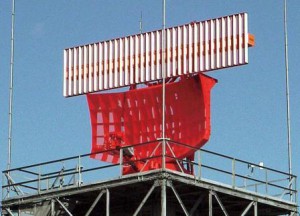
[106,189,110,216]
[168,181,189,216]
[4,208,14,216]
[161,178,167,216]
[133,181,158,216]
[55,198,73,216]
[209,190,229,216]
[241,201,255,216]
[85,190,105,216]
[4,172,23,196]
[166,142,184,173]
[189,194,205,216]
[140,142,161,172]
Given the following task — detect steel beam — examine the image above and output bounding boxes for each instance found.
[85,190,105,216]
[241,201,255,216]
[254,201,257,216]
[209,191,213,216]
[133,181,158,216]
[106,189,110,216]
[189,194,205,216]
[55,198,73,216]
[161,179,167,216]
[211,191,229,216]
[169,181,189,216]
[4,208,14,216]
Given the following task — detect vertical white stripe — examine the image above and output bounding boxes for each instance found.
[114,39,119,87]
[188,24,193,74]
[135,35,139,83]
[227,16,232,66]
[83,46,88,93]
[140,34,145,82]
[151,32,155,80]
[119,38,124,86]
[130,36,134,84]
[78,47,83,94]
[204,21,209,71]
[94,44,99,91]
[233,15,237,65]
[68,49,73,96]
[89,44,94,92]
[182,26,187,74]
[244,13,249,63]
[177,27,182,75]
[193,23,198,72]
[109,40,113,88]
[156,31,160,79]
[103,42,108,89]
[145,33,150,81]
[63,50,68,96]
[210,20,215,70]
[221,18,226,67]
[124,37,129,85]
[166,29,171,77]
[99,43,103,90]
[237,14,244,64]
[216,18,220,68]
[74,47,78,95]
[172,28,176,76]
[199,22,204,71]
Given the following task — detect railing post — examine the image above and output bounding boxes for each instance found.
[78,155,82,187]
[38,165,41,194]
[119,148,123,177]
[265,169,268,195]
[197,150,201,179]
[232,158,236,188]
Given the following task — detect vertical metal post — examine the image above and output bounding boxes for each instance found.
[51,199,55,216]
[283,0,293,202]
[106,189,110,216]
[161,179,167,216]
[232,159,236,188]
[197,150,201,179]
[161,0,166,170]
[119,148,123,177]
[139,11,143,34]
[38,166,41,194]
[78,155,82,186]
[254,202,258,216]
[7,0,16,198]
[265,169,268,195]
[209,191,213,216]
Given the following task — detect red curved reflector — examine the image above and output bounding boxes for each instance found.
[87,73,217,172]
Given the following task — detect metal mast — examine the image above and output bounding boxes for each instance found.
[161,1,167,216]
[283,0,292,190]
[7,0,16,172]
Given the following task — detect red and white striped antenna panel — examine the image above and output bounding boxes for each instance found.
[63,12,254,97]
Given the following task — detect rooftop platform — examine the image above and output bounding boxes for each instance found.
[1,141,298,215]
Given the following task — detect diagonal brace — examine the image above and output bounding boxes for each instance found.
[211,191,229,216]
[85,190,106,216]
[168,181,189,216]
[133,180,159,216]
[241,201,255,216]
[189,193,205,216]
[55,198,73,216]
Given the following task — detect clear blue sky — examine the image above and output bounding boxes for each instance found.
[0,0,299,193]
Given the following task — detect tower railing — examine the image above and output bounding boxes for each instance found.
[2,140,297,204]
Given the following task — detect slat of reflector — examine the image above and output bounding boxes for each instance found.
[64,13,253,97]
[99,43,103,90]
[244,13,249,63]
[172,28,176,76]
[63,50,68,96]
